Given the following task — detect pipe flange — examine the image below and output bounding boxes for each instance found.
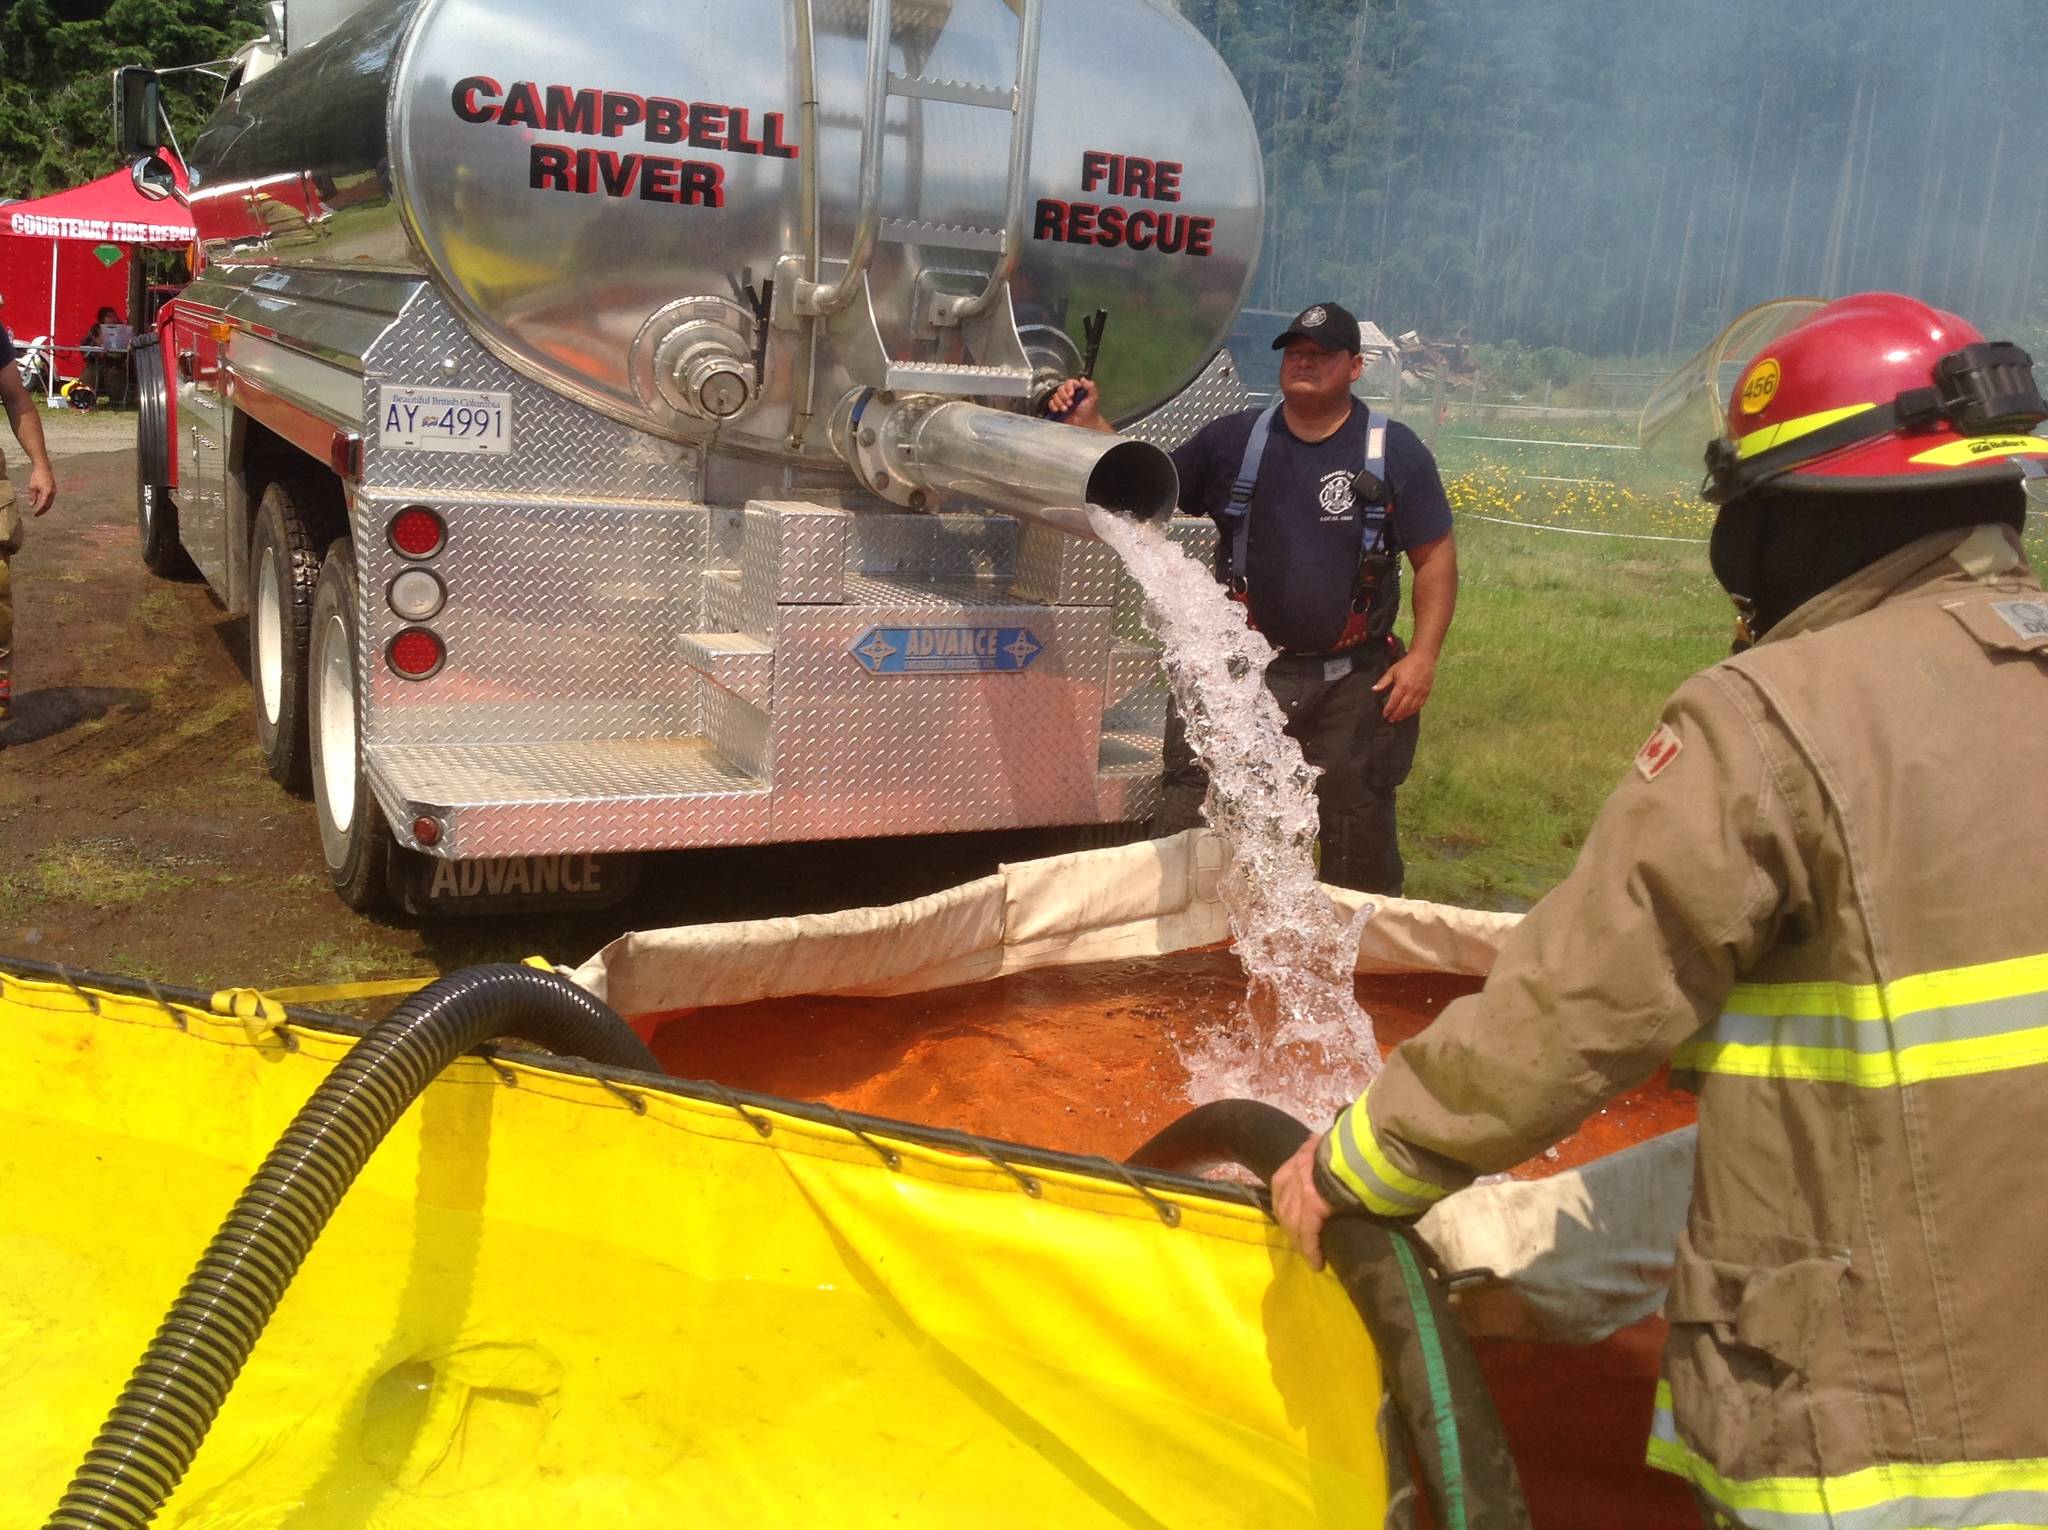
[630,296,760,424]
[830,387,942,508]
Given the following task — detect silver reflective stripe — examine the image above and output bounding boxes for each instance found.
[1706,990,2048,1054]
[1327,1114,1437,1216]
[1650,1393,1678,1447]
[1688,1489,2048,1530]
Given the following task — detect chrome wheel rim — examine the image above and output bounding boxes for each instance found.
[315,609,358,843]
[256,552,285,724]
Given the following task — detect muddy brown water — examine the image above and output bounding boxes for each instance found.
[643,953,1696,1173]
[647,953,1700,1529]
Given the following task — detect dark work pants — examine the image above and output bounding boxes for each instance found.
[1151,643,1420,894]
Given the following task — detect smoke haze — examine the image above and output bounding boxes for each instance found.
[1178,0,2048,355]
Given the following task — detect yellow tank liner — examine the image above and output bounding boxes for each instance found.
[2,962,1389,1527]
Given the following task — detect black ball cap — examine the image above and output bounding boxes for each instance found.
[1272,302,1362,354]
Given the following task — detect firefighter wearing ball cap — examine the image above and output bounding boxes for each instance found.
[1268,292,2048,1529]
[1051,301,1458,894]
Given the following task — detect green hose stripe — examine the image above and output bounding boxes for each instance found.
[1391,1235,1468,1530]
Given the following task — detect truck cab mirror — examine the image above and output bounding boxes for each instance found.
[130,148,179,203]
[116,65,164,157]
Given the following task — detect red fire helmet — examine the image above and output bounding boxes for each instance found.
[1704,292,2048,504]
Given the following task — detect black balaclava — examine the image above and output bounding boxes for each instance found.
[1709,480,2027,647]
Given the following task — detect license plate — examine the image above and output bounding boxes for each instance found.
[378,386,512,454]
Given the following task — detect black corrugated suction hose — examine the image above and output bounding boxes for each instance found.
[1129,1099,1531,1530]
[46,963,660,1530]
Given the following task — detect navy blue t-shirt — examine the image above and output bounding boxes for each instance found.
[1170,401,1453,655]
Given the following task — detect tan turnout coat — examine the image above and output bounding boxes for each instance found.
[1321,521,2048,1527]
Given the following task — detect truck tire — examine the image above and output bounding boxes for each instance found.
[308,539,394,912]
[250,480,342,791]
[133,334,193,577]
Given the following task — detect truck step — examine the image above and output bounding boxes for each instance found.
[882,360,1034,398]
[368,737,772,858]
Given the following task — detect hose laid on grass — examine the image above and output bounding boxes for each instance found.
[1129,1099,1530,1530]
[46,964,660,1530]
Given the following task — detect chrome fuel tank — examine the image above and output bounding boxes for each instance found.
[186,0,1263,462]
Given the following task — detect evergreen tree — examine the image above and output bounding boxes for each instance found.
[0,0,265,198]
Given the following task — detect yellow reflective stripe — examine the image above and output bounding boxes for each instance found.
[1735,403,1875,460]
[1646,1424,2048,1524]
[1908,435,2048,467]
[1324,1095,1456,1218]
[1728,952,2048,1018]
[1673,1030,2048,1088]
[1673,953,2048,1088]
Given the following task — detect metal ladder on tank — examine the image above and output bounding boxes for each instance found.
[790,0,1046,400]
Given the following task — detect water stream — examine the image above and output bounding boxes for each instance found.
[1089,509,1382,1126]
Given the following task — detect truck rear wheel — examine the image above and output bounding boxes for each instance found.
[309,539,394,912]
[251,480,340,791]
[133,334,192,577]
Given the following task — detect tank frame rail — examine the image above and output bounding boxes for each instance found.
[0,954,1267,1225]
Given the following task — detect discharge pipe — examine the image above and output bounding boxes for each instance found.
[1130,1099,1532,1530]
[47,964,661,1530]
[831,386,1178,539]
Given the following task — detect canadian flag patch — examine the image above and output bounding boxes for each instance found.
[1634,723,1683,782]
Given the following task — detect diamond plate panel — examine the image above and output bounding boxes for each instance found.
[1106,642,1164,711]
[933,513,1017,579]
[680,632,775,710]
[366,738,770,858]
[766,601,1116,839]
[850,513,936,576]
[1092,771,1163,826]
[360,287,703,501]
[1012,522,1119,607]
[710,506,746,570]
[1124,348,1255,453]
[1094,731,1165,824]
[709,690,772,781]
[704,571,744,634]
[839,574,1045,609]
[1104,685,1171,737]
[358,494,710,746]
[742,501,850,606]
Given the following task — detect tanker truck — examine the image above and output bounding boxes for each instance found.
[115,0,1265,914]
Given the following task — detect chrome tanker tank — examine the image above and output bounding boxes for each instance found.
[139,0,1270,914]
[187,0,1263,479]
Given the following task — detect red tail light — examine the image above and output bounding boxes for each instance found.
[389,506,445,558]
[387,628,445,680]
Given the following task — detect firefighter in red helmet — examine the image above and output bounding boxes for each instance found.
[1272,292,2048,1528]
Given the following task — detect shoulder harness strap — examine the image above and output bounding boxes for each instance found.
[1225,404,1281,590]
[1227,405,1399,590]
[1359,409,1394,552]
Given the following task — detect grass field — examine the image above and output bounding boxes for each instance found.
[1393,415,2048,909]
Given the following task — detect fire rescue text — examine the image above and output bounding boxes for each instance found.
[451,77,799,209]
[1034,148,1214,257]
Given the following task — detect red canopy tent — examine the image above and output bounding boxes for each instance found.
[0,166,195,403]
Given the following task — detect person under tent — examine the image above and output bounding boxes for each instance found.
[77,307,133,407]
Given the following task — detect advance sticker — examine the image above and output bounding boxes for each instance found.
[379,387,513,454]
